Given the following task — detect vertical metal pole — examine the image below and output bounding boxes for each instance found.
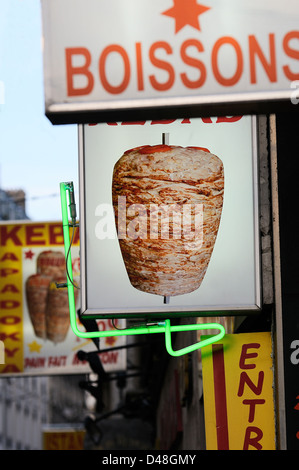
[162,132,170,305]
[269,114,286,450]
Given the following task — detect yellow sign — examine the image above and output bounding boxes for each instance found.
[202,332,276,450]
[43,429,85,450]
[0,221,127,375]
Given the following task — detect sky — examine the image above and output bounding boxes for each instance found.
[0,0,78,221]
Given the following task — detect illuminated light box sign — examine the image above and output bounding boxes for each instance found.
[41,0,299,124]
[79,116,261,319]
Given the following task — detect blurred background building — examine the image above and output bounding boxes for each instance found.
[0,189,28,221]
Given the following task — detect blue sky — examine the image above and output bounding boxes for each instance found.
[0,0,78,221]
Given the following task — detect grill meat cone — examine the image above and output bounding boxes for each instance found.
[37,250,66,278]
[46,277,79,343]
[26,250,78,342]
[112,145,224,297]
[25,273,53,339]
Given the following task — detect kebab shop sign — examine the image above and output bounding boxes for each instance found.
[42,0,299,122]
[0,222,126,376]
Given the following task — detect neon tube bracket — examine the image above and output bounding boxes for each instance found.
[60,182,226,357]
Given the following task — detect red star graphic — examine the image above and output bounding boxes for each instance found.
[162,0,210,33]
[24,249,35,260]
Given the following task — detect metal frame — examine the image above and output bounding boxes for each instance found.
[269,114,286,449]
[46,93,296,126]
[78,116,261,319]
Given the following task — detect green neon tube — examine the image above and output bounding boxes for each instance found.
[60,182,226,356]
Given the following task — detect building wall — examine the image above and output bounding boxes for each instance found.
[0,374,89,450]
[0,376,47,449]
[0,189,28,221]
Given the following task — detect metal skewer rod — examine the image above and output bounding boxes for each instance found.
[162,133,170,305]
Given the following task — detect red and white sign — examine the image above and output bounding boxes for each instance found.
[41,0,299,123]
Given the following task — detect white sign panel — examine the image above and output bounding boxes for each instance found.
[41,0,299,123]
[79,116,260,318]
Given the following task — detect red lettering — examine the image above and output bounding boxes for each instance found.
[212,36,243,86]
[180,39,206,89]
[72,354,87,366]
[0,252,19,261]
[121,121,146,125]
[72,257,80,272]
[0,332,20,341]
[100,351,118,364]
[238,371,265,396]
[100,352,109,364]
[99,44,130,94]
[110,351,118,363]
[151,119,176,124]
[216,116,243,123]
[0,300,20,310]
[0,226,22,246]
[47,435,59,450]
[283,31,299,80]
[135,42,144,91]
[239,343,260,369]
[5,348,20,358]
[0,284,19,293]
[0,315,21,325]
[96,320,106,331]
[149,41,175,91]
[242,399,266,423]
[63,31,299,102]
[0,268,19,277]
[47,356,67,367]
[65,47,94,96]
[24,357,46,368]
[49,224,64,245]
[249,34,277,84]
[106,118,240,126]
[238,370,265,397]
[1,364,21,373]
[243,426,263,450]
[107,319,117,329]
[25,225,46,246]
[237,341,268,449]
